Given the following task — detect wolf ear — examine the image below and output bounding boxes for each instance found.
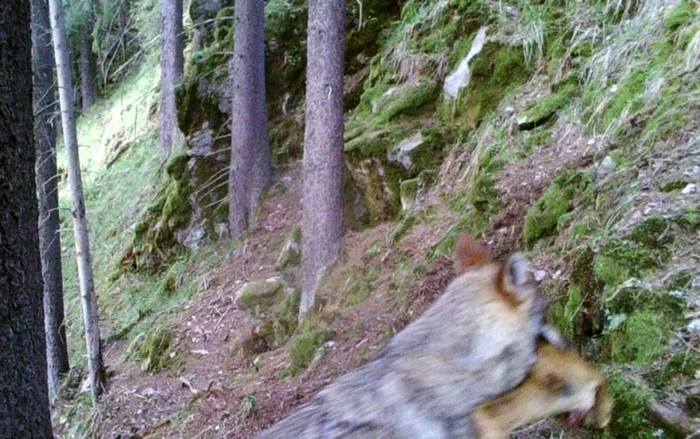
[496,252,535,307]
[454,234,492,274]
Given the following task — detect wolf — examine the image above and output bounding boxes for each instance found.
[257,234,568,438]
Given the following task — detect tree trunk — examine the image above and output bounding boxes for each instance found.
[32,0,70,400]
[228,0,271,238]
[159,0,184,159]
[79,0,97,110]
[0,2,54,435]
[299,0,346,320]
[49,0,105,405]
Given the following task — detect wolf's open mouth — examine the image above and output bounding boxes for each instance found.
[568,410,587,428]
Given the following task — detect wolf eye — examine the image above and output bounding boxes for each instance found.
[542,373,568,394]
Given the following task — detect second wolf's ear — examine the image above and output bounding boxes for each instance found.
[496,252,535,307]
[454,234,492,274]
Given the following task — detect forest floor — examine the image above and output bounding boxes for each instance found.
[88,160,459,438]
[68,133,598,438]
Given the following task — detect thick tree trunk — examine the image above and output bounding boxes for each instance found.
[49,0,105,405]
[0,2,54,435]
[228,0,271,238]
[159,0,184,159]
[299,0,346,320]
[32,0,69,400]
[79,0,97,110]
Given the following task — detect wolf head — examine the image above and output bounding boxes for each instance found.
[454,234,567,350]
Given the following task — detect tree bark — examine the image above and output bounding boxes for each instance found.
[49,0,105,406]
[0,1,54,435]
[79,0,97,110]
[228,0,271,238]
[159,0,184,159]
[299,0,346,320]
[32,0,70,400]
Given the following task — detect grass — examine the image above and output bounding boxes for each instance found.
[56,59,236,367]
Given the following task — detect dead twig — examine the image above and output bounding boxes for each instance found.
[645,400,700,438]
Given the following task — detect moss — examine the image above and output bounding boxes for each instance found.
[390,213,417,244]
[593,255,630,288]
[399,178,421,211]
[518,82,578,130]
[594,241,660,289]
[651,350,700,386]
[661,179,690,192]
[289,329,334,373]
[665,269,693,291]
[523,128,552,152]
[676,206,700,232]
[602,373,655,438]
[550,284,584,341]
[523,171,591,247]
[600,67,650,131]
[138,326,174,372]
[256,289,301,350]
[160,270,178,296]
[237,278,285,317]
[376,82,439,124]
[427,214,472,259]
[343,282,371,308]
[213,6,234,43]
[609,310,669,364]
[277,223,302,269]
[664,0,695,31]
[593,215,677,289]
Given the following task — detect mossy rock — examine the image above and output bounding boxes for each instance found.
[518,80,578,130]
[129,153,229,272]
[523,171,591,247]
[345,125,448,224]
[276,223,302,270]
[375,82,440,124]
[237,277,285,318]
[256,289,301,350]
[138,326,174,372]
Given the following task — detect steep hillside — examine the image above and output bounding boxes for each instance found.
[55,0,699,437]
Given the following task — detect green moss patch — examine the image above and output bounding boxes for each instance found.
[138,326,175,372]
[602,373,655,438]
[518,80,578,130]
[256,289,301,350]
[289,328,334,373]
[376,82,440,124]
[664,0,695,31]
[390,213,417,245]
[609,310,670,364]
[523,170,591,247]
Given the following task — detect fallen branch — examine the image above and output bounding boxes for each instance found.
[645,400,700,438]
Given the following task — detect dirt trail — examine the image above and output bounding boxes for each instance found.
[92,161,456,438]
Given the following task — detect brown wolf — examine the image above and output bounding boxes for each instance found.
[257,234,564,438]
[472,341,613,438]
